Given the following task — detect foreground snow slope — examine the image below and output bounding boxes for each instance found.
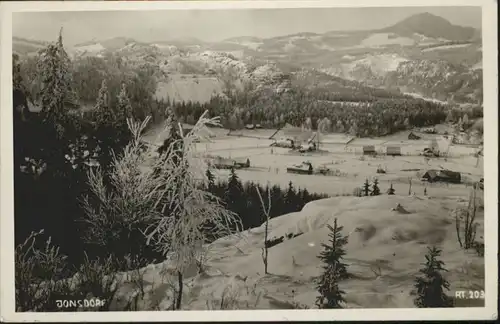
[107,195,484,310]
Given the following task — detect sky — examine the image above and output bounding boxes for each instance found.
[13,6,482,47]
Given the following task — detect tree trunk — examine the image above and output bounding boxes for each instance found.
[264,218,269,274]
[176,271,183,310]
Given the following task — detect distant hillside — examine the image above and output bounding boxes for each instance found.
[382,12,478,41]
[74,37,140,51]
[12,37,47,56]
[13,11,482,105]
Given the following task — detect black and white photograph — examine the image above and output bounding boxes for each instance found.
[1,0,497,322]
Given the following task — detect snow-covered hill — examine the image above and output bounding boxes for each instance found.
[61,195,484,310]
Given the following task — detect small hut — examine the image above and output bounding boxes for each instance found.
[386,146,402,156]
[213,157,237,169]
[408,132,421,140]
[421,127,436,134]
[363,145,376,155]
[234,157,251,168]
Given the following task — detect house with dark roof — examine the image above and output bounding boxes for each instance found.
[233,157,251,168]
[363,145,376,155]
[421,169,461,184]
[386,146,401,156]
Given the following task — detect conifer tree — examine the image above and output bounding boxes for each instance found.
[13,54,31,123]
[93,80,113,125]
[284,181,297,213]
[116,82,133,121]
[387,183,395,195]
[157,109,183,166]
[301,188,310,202]
[363,179,370,197]
[316,218,349,309]
[225,167,244,216]
[36,28,78,126]
[414,246,453,308]
[371,178,380,196]
[113,82,134,148]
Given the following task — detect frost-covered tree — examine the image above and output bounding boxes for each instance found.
[36,28,78,126]
[143,112,242,309]
[317,117,331,133]
[303,116,312,130]
[93,80,112,124]
[116,83,133,120]
[462,113,469,127]
[83,113,242,309]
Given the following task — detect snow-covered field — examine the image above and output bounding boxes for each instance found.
[196,133,482,196]
[403,92,449,105]
[421,43,471,52]
[155,75,225,103]
[360,33,416,47]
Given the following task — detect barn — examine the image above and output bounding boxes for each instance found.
[363,145,376,155]
[271,123,313,143]
[234,157,251,168]
[421,169,461,184]
[386,146,402,156]
[212,157,237,169]
[179,123,215,139]
[421,127,436,134]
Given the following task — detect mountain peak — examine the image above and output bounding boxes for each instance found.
[384,12,477,41]
[399,12,453,27]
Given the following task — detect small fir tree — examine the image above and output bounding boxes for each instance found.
[316,218,349,309]
[371,178,380,196]
[413,246,453,308]
[284,181,297,214]
[116,83,133,121]
[225,167,244,216]
[387,183,395,195]
[363,179,370,197]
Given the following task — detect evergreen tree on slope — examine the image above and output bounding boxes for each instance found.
[414,246,453,308]
[316,218,349,309]
[363,179,370,197]
[371,178,380,196]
